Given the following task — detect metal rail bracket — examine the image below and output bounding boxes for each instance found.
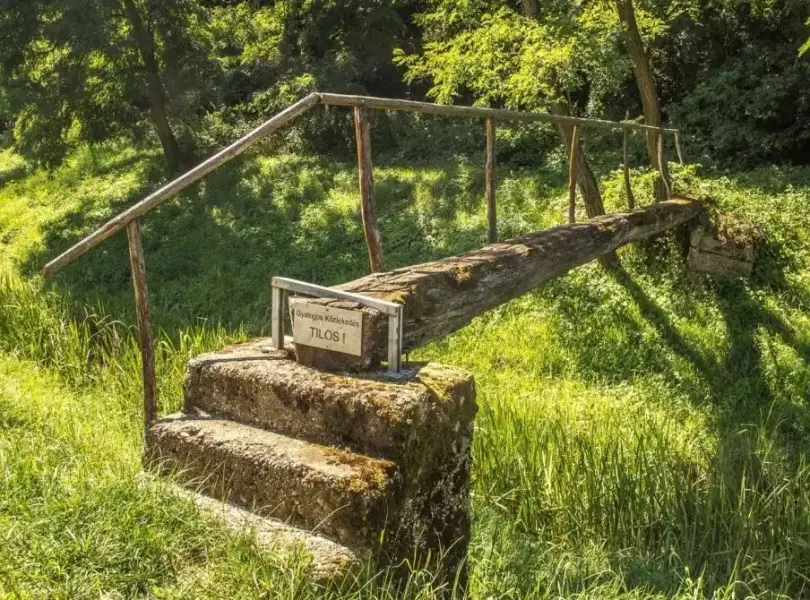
[271,277,404,373]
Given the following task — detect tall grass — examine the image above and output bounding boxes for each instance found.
[2,146,810,597]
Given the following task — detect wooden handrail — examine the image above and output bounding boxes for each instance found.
[43,91,682,277]
[319,93,680,134]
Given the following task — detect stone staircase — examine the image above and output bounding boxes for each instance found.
[145,338,477,583]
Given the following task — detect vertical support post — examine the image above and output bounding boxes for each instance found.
[271,285,284,350]
[568,125,580,224]
[353,107,384,273]
[387,308,403,374]
[126,219,156,437]
[674,131,684,165]
[657,127,671,200]
[485,117,497,243]
[623,130,635,210]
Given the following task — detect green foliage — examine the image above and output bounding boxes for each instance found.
[669,44,810,166]
[0,0,218,168]
[395,1,630,113]
[201,0,418,154]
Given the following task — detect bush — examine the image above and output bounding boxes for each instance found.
[669,44,810,168]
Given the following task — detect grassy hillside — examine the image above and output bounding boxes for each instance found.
[1,144,810,599]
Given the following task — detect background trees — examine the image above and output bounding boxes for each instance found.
[0,0,808,170]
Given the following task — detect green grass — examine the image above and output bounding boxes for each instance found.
[1,142,810,598]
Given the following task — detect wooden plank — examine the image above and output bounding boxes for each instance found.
[623,130,635,210]
[320,93,680,134]
[568,125,580,223]
[293,199,703,370]
[126,220,156,436]
[485,117,497,243]
[353,107,384,273]
[43,93,322,277]
[657,128,672,200]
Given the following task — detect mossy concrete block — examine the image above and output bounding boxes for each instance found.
[688,222,758,278]
[168,484,361,583]
[183,339,475,464]
[146,412,399,550]
[180,341,477,581]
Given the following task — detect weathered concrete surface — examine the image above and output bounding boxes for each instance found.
[146,412,399,549]
[688,221,757,278]
[179,348,477,583]
[184,339,475,461]
[168,483,360,583]
[292,198,703,370]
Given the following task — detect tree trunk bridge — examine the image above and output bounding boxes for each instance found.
[42,91,688,433]
[292,199,701,370]
[42,92,698,584]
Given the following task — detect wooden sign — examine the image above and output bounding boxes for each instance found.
[290,300,363,356]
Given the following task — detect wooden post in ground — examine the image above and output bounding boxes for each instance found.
[657,128,671,200]
[353,107,384,273]
[623,130,635,210]
[485,117,497,243]
[126,220,156,437]
[568,125,580,223]
[674,131,684,165]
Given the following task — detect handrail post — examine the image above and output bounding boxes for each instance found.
[674,131,684,165]
[623,130,635,210]
[353,107,384,273]
[126,220,156,437]
[657,127,672,200]
[568,125,580,223]
[485,117,497,243]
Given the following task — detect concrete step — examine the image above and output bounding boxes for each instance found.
[182,338,476,463]
[146,412,399,551]
[172,485,360,583]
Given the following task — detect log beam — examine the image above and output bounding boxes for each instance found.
[292,199,703,370]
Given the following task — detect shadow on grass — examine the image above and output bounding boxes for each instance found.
[597,259,810,595]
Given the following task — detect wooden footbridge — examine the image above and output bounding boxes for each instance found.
[42,93,702,583]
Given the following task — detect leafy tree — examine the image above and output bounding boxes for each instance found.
[395,0,635,217]
[204,0,419,153]
[657,0,810,166]
[0,0,218,169]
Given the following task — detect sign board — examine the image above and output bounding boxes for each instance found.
[290,300,363,356]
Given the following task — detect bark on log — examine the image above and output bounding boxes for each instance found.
[293,199,702,370]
